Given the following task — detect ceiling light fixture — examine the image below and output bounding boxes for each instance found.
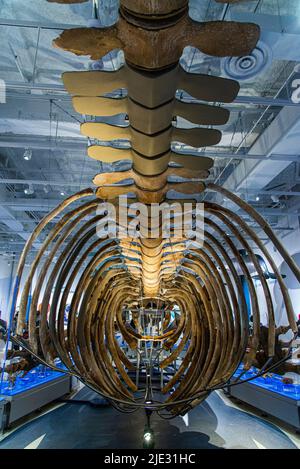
[23,149,32,161]
[271,195,280,204]
[24,184,34,195]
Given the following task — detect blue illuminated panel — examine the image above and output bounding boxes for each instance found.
[0,364,66,397]
[233,364,300,401]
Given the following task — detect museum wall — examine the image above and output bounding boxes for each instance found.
[0,255,81,325]
[254,223,300,339]
[0,259,37,323]
[0,257,13,323]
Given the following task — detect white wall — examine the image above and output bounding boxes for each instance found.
[253,224,300,340]
[0,256,54,324]
[0,254,85,327]
[0,257,15,323]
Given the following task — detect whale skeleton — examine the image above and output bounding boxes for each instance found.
[8,1,300,418]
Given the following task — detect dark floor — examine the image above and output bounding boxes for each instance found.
[0,388,299,449]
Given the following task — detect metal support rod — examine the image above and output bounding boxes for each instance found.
[8,42,28,83]
[32,27,41,85]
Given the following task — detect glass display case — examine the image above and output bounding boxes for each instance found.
[233,364,300,401]
[0,316,71,431]
[228,364,300,431]
[0,363,66,397]
[0,312,67,398]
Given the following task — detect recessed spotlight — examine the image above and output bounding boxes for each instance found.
[23,149,32,161]
[256,196,260,201]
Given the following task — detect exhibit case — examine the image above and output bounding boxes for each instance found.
[228,364,300,431]
[0,362,67,397]
[233,364,300,399]
[0,318,71,431]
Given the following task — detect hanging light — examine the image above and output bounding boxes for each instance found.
[23,149,32,161]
